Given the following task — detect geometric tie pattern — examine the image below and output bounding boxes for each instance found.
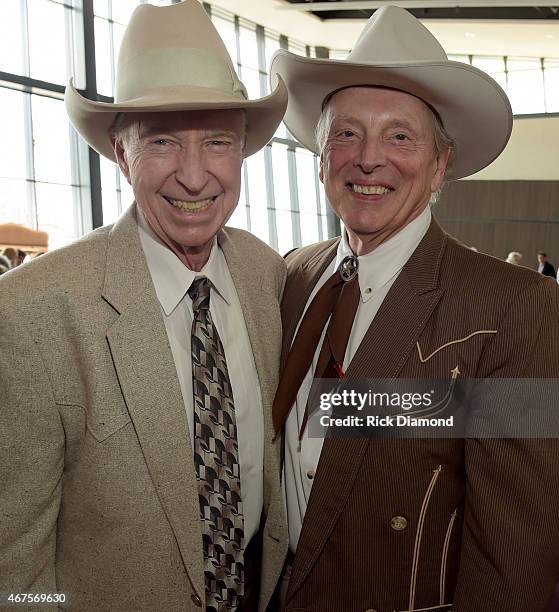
[188,276,244,611]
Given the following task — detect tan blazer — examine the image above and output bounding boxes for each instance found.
[280,218,559,612]
[0,206,288,611]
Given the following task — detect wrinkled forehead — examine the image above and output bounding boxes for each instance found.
[119,108,246,136]
[324,85,438,129]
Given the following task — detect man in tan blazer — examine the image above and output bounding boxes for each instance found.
[269,6,559,612]
[0,2,288,610]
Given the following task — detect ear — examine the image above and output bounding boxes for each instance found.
[112,135,132,184]
[319,151,325,184]
[430,146,451,193]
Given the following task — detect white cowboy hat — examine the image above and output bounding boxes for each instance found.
[65,0,287,161]
[270,5,512,179]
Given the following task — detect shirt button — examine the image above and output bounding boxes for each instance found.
[306,469,315,480]
[390,515,408,531]
[190,593,202,607]
[364,287,372,294]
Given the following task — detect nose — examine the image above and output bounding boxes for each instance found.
[355,135,386,174]
[174,147,208,194]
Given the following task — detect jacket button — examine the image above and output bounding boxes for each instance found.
[364,608,378,612]
[190,593,202,607]
[390,515,408,531]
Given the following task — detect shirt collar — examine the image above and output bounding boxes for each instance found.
[335,206,432,303]
[137,210,231,315]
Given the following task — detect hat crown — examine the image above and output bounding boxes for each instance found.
[65,0,288,162]
[114,0,247,103]
[268,4,512,180]
[348,5,447,64]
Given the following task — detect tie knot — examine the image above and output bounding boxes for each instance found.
[338,255,358,282]
[188,276,211,311]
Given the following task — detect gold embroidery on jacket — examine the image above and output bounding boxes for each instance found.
[416,330,498,363]
[399,368,460,419]
[409,465,443,610]
[439,509,458,605]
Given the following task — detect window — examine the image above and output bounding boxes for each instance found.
[207,5,332,252]
[271,143,293,254]
[0,1,25,76]
[0,0,89,249]
[507,57,546,114]
[329,49,349,60]
[543,59,559,113]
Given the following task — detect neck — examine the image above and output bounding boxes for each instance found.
[346,207,426,256]
[348,227,396,256]
[177,244,212,272]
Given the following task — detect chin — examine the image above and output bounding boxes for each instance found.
[345,214,384,231]
[175,233,215,250]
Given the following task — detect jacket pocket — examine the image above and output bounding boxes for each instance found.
[416,330,497,364]
[439,509,458,604]
[408,465,443,610]
[86,407,131,442]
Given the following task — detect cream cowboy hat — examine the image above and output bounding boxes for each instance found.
[270,5,512,179]
[65,0,287,161]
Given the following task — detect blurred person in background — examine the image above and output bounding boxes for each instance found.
[506,251,523,265]
[538,251,556,277]
[0,253,11,275]
[1,247,17,268]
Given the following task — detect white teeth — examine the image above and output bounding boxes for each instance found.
[351,184,391,195]
[166,197,214,210]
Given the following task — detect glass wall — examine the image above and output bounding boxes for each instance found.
[449,54,555,115]
[0,0,90,250]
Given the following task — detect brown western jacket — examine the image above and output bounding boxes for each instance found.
[280,218,559,612]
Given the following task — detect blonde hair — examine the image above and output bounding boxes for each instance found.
[506,251,523,265]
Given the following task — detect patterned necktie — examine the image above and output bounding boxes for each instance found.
[189,276,244,611]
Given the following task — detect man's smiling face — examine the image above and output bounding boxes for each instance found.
[115,109,244,270]
[319,87,450,256]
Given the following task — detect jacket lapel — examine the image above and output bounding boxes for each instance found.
[348,220,447,379]
[219,228,280,401]
[218,228,283,509]
[281,239,339,369]
[288,219,447,599]
[102,206,205,600]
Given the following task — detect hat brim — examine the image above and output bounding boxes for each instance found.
[65,78,288,161]
[270,51,512,179]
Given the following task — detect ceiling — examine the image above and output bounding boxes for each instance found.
[210,0,559,57]
[281,2,559,21]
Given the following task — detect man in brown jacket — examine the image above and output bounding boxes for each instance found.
[269,6,559,612]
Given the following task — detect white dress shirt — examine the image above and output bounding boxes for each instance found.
[283,207,432,552]
[137,212,264,542]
